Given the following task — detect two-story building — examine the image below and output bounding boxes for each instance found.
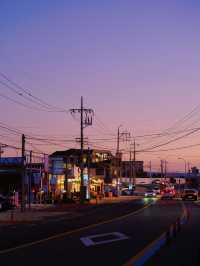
[49,149,114,199]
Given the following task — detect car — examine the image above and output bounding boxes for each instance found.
[153,187,161,195]
[144,190,156,197]
[121,188,133,196]
[182,189,198,201]
[161,189,175,199]
[0,196,15,211]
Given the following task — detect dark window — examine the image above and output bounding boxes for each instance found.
[96,168,104,175]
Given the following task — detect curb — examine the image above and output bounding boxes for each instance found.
[123,203,189,266]
[0,220,33,225]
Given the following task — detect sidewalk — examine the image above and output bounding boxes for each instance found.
[0,204,71,223]
[145,206,200,266]
[0,195,139,224]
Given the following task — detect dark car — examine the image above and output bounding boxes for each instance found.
[182,189,198,201]
[0,196,15,211]
[121,188,134,196]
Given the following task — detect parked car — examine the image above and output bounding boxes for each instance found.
[0,196,15,211]
[153,186,161,195]
[182,189,198,201]
[161,189,175,199]
[144,190,156,198]
[121,188,133,196]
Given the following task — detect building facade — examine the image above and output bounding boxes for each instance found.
[49,149,114,199]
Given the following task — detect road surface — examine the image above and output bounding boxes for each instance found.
[0,198,182,266]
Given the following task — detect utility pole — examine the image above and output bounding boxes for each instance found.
[164,160,167,181]
[70,97,94,203]
[28,150,32,209]
[133,139,136,162]
[21,134,26,212]
[0,144,7,158]
[133,139,136,185]
[87,147,91,200]
[160,160,164,182]
[129,146,133,190]
[187,162,190,177]
[149,161,152,180]
[80,97,84,203]
[116,126,121,154]
[116,127,130,195]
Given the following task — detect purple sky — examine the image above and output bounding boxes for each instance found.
[1,1,200,171]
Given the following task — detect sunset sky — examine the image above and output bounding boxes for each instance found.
[1,1,200,172]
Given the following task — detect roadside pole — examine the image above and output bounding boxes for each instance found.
[21,134,26,212]
[116,127,130,196]
[69,97,94,203]
[149,161,152,182]
[116,126,121,196]
[28,150,32,209]
[133,139,136,186]
[87,147,91,201]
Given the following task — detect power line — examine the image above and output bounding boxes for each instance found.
[0,71,68,113]
[138,142,200,153]
[0,91,60,112]
[138,127,200,152]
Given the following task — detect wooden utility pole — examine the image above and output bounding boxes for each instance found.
[69,97,94,203]
[28,150,32,209]
[116,127,130,195]
[21,134,26,212]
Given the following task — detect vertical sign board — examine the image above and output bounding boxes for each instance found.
[83,171,89,199]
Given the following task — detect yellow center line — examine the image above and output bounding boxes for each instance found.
[123,201,186,266]
[0,201,154,255]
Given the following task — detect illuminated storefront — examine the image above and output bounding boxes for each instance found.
[49,149,114,199]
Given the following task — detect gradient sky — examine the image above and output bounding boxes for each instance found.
[1,0,200,171]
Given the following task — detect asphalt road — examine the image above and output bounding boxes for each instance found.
[0,198,147,250]
[145,201,200,266]
[0,198,183,266]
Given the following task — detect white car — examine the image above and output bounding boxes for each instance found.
[145,190,156,197]
[153,187,161,195]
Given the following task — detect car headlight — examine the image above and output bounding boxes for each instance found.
[145,193,148,196]
[153,193,156,196]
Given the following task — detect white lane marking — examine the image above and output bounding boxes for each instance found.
[80,232,129,247]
